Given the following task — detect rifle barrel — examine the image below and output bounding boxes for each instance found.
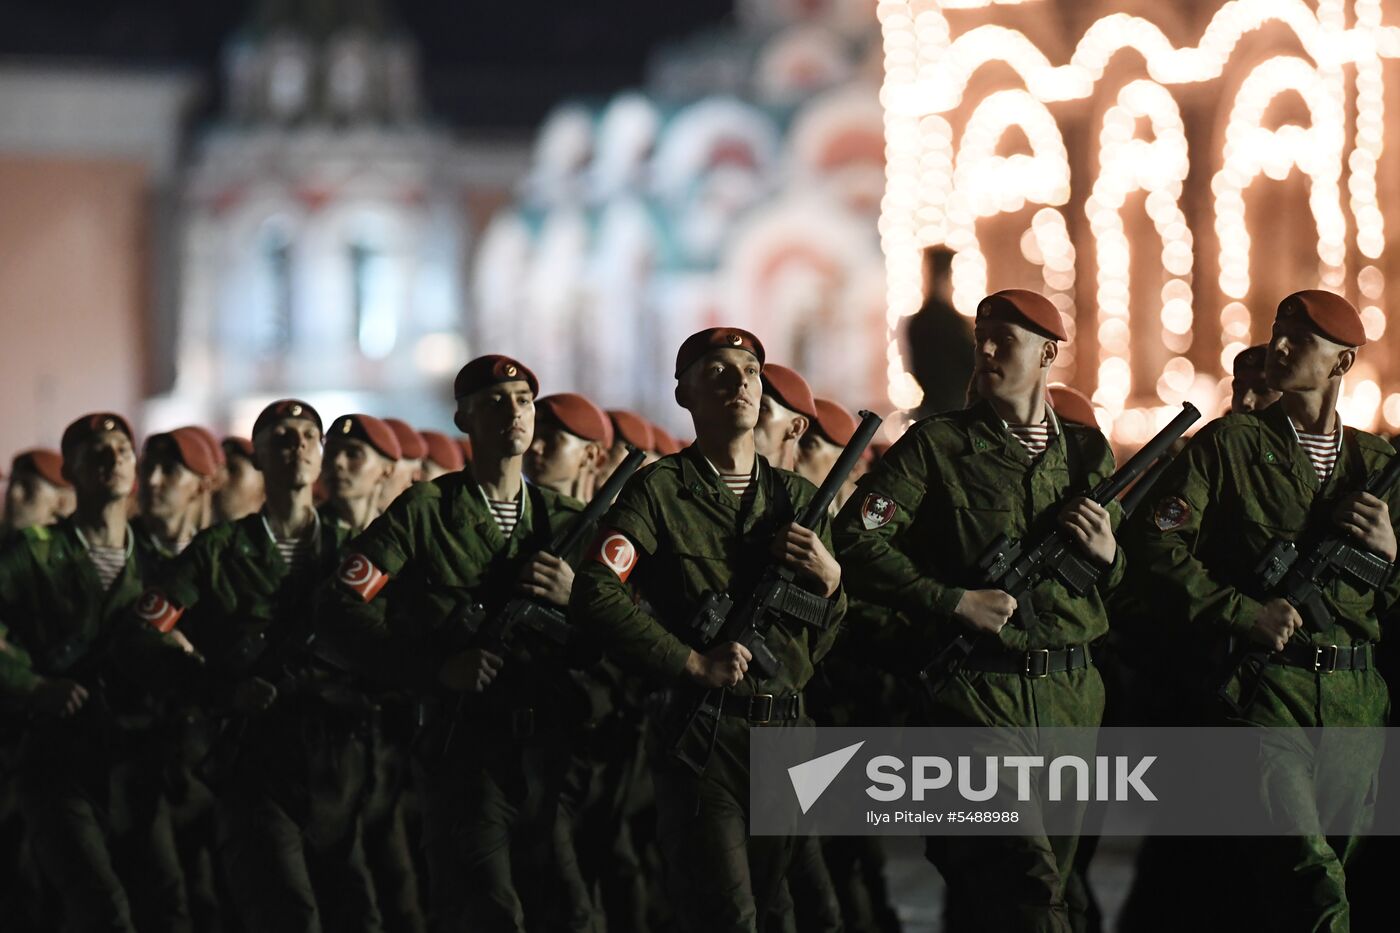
[552,447,648,557]
[1090,403,1200,505]
[798,411,883,527]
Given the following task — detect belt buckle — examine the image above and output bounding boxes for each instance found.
[749,694,774,724]
[1025,649,1051,679]
[1313,645,1339,674]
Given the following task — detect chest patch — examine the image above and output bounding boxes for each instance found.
[1152,496,1192,532]
[860,493,897,530]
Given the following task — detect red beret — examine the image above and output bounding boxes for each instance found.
[809,399,858,446]
[607,410,654,451]
[179,425,225,468]
[326,414,402,461]
[381,418,427,460]
[457,437,473,464]
[420,430,466,471]
[60,413,134,461]
[977,289,1067,342]
[1279,290,1367,347]
[142,427,219,477]
[11,448,70,489]
[222,436,255,461]
[651,424,682,456]
[674,327,765,378]
[453,355,539,400]
[252,399,322,440]
[1047,384,1097,428]
[761,364,818,421]
[537,394,613,448]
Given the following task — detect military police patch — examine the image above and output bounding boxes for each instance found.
[592,530,638,582]
[860,493,896,530]
[136,590,184,633]
[1153,496,1192,531]
[338,553,388,602]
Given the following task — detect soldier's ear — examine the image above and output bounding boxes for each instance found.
[674,383,691,411]
[1333,348,1356,379]
[787,415,810,442]
[1041,340,1059,369]
[452,409,471,435]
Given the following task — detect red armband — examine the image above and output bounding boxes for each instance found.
[136,590,185,634]
[337,553,389,602]
[590,529,639,582]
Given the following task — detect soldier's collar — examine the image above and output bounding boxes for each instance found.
[259,505,323,552]
[71,519,134,560]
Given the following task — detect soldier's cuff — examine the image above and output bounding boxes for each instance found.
[933,585,966,619]
[1100,547,1126,591]
[1228,595,1265,640]
[649,635,693,684]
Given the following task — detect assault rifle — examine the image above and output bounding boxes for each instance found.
[918,403,1201,697]
[439,447,647,752]
[667,410,883,775]
[1216,451,1400,715]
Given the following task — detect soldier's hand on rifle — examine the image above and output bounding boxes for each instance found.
[29,677,88,718]
[953,589,1017,635]
[1249,598,1302,652]
[438,648,504,693]
[1059,497,1117,566]
[771,523,841,597]
[684,642,751,689]
[232,676,278,713]
[1333,492,1397,562]
[519,552,574,606]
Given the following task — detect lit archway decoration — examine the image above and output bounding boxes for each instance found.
[878,0,1400,439]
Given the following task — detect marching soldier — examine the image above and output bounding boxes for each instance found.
[1229,344,1281,415]
[315,356,598,932]
[130,400,384,933]
[571,327,846,932]
[754,364,817,472]
[215,436,264,523]
[0,413,191,932]
[3,449,70,540]
[379,418,427,511]
[1121,291,1399,932]
[524,393,613,502]
[320,414,426,933]
[136,428,220,559]
[420,429,467,481]
[834,289,1123,933]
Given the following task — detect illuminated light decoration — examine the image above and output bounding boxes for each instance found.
[878,0,1400,437]
[945,89,1072,315]
[1383,393,1400,429]
[1086,80,1192,416]
[1211,54,1346,365]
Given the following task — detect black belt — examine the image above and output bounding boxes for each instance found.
[718,693,803,724]
[963,645,1093,678]
[1272,641,1373,673]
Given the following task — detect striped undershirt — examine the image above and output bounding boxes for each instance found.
[261,511,320,576]
[488,498,520,537]
[1007,421,1053,458]
[1292,422,1342,484]
[88,545,127,590]
[705,458,758,508]
[73,524,131,591]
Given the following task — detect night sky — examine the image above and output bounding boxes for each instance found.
[0,0,735,128]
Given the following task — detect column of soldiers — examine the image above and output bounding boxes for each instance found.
[0,284,1397,933]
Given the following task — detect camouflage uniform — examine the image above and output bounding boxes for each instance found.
[1121,403,1400,931]
[0,518,190,932]
[132,509,383,933]
[833,400,1124,933]
[315,471,599,933]
[571,448,846,933]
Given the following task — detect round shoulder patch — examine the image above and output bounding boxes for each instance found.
[1152,496,1192,532]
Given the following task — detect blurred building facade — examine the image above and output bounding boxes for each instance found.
[471,0,890,435]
